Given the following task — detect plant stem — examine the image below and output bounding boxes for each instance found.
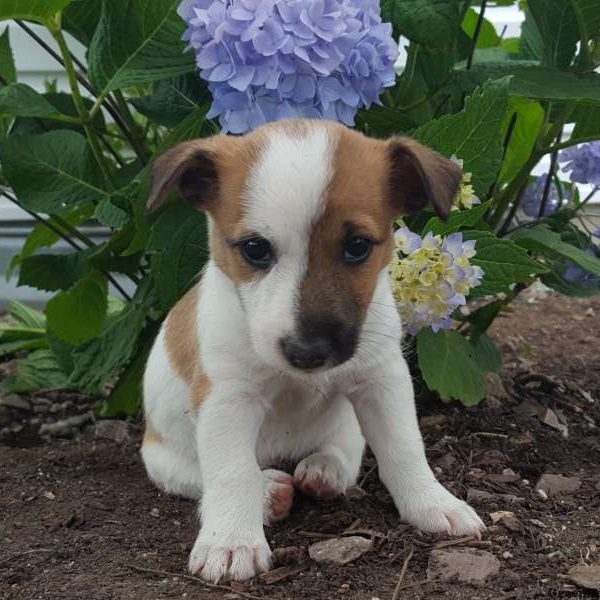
[1,190,132,302]
[1,190,82,252]
[52,28,113,184]
[16,19,148,164]
[113,90,151,162]
[498,180,527,236]
[573,186,599,213]
[466,0,487,71]
[538,147,559,218]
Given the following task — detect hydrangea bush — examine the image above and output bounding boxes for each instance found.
[0,0,599,410]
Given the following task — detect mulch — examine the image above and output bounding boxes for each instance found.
[1,292,600,599]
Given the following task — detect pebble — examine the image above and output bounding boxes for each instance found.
[427,548,501,584]
[308,536,372,566]
[535,474,581,497]
[150,508,160,518]
[95,420,131,443]
[0,394,31,411]
[272,546,306,567]
[39,411,94,438]
[568,564,600,590]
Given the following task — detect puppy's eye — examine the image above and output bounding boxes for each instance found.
[240,237,273,269]
[343,237,373,264]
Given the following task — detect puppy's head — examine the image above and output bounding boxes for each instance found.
[149,120,461,373]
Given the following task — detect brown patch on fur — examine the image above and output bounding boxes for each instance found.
[143,419,164,446]
[164,283,212,410]
[301,126,394,325]
[164,284,201,385]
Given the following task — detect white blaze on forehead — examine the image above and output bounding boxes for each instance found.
[243,125,336,245]
[238,124,338,370]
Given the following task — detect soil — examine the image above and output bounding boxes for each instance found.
[1,291,600,600]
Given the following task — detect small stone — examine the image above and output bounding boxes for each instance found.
[489,511,515,524]
[568,564,600,590]
[95,420,131,443]
[308,537,372,566]
[467,488,523,506]
[0,394,31,411]
[427,549,501,584]
[509,431,533,446]
[502,551,513,559]
[485,373,509,402]
[540,407,568,438]
[10,423,24,433]
[537,489,549,501]
[39,411,94,438]
[150,508,160,518]
[529,519,547,528]
[345,485,367,500]
[420,415,446,429]
[535,474,581,497]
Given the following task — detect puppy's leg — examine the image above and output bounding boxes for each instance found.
[293,410,364,500]
[349,355,485,536]
[188,384,271,583]
[142,438,202,499]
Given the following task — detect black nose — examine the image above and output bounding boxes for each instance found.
[280,336,332,370]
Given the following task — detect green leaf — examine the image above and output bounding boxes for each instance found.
[130,73,211,128]
[511,226,600,277]
[472,333,502,373]
[3,350,69,394]
[572,105,600,139]
[466,299,503,340]
[381,0,461,48]
[0,83,61,117]
[10,93,106,136]
[88,0,195,93]
[62,0,101,46]
[94,197,131,228]
[571,0,600,45]
[461,8,500,48]
[0,26,16,84]
[100,323,159,416]
[460,63,600,105]
[421,201,491,236]
[0,130,109,214]
[417,328,485,406]
[149,201,208,311]
[0,0,74,25]
[9,300,46,329]
[355,105,417,137]
[414,78,510,197]
[464,230,549,296]
[528,0,579,68]
[68,302,147,393]
[18,252,88,292]
[46,276,108,344]
[0,337,48,358]
[498,98,545,185]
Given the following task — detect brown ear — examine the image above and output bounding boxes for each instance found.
[387,137,462,221]
[147,137,225,212]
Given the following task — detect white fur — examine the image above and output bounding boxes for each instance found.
[142,124,485,584]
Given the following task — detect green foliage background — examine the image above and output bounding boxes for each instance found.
[0,0,599,411]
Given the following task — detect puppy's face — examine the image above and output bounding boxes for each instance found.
[149,120,461,373]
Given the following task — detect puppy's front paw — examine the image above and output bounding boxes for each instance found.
[400,484,485,537]
[188,531,271,582]
[293,452,346,500]
[263,469,294,525]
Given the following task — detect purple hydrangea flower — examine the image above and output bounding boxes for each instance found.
[563,229,600,288]
[521,174,562,218]
[559,142,600,185]
[178,0,398,133]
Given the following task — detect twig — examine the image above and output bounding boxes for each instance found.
[466,0,488,71]
[127,564,263,600]
[359,464,377,488]
[538,148,559,218]
[433,536,478,549]
[470,432,509,439]
[391,546,414,600]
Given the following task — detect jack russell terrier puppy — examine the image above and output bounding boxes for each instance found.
[142,119,485,583]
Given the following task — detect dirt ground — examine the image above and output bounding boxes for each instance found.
[1,292,600,600]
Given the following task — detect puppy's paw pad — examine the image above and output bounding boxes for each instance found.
[263,469,294,525]
[188,536,271,583]
[403,488,485,537]
[293,453,345,501]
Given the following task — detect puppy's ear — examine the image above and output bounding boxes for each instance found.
[386,137,462,221]
[147,137,229,212]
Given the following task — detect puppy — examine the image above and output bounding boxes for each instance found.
[142,119,485,583]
